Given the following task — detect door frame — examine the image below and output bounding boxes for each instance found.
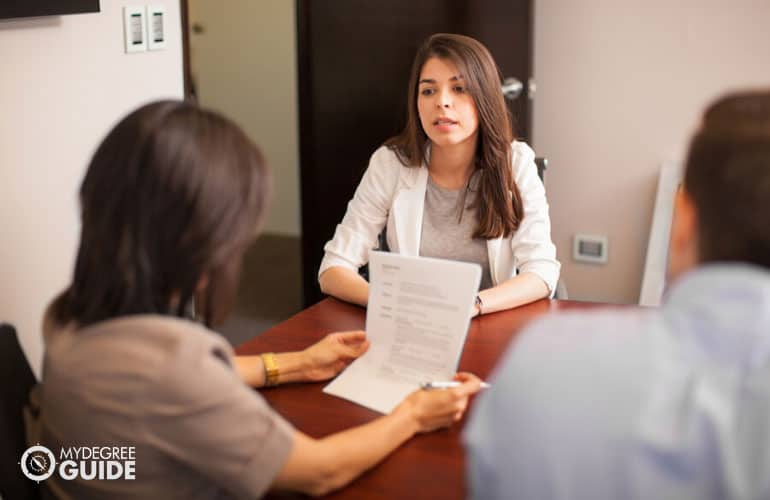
[180,0,194,100]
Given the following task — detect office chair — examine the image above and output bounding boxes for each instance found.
[0,323,41,500]
[535,157,569,299]
[534,156,548,183]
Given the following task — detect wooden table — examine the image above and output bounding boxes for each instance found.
[236,298,611,499]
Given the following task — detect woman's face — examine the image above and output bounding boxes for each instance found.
[417,57,479,150]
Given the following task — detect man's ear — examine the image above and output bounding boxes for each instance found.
[667,187,699,280]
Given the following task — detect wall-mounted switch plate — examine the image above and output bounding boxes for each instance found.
[123,6,147,53]
[147,5,167,50]
[573,234,609,264]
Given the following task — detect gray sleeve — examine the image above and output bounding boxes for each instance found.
[464,312,650,500]
[463,316,570,500]
[144,339,294,500]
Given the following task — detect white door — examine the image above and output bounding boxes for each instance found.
[188,0,301,236]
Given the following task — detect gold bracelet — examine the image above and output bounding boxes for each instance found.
[261,353,280,387]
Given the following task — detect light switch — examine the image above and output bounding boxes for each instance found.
[573,234,609,264]
[147,5,167,51]
[123,6,147,53]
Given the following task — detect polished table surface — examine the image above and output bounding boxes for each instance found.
[236,297,620,499]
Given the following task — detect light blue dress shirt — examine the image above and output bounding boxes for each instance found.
[464,264,770,500]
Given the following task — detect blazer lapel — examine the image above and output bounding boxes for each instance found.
[485,188,515,286]
[486,236,502,285]
[392,166,428,256]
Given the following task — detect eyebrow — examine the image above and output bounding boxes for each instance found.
[418,75,464,85]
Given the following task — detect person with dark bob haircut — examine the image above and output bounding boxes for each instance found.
[319,33,560,316]
[39,100,482,499]
[464,89,770,499]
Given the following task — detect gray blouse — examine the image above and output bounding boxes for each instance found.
[419,175,493,290]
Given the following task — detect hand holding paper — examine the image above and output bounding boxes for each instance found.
[323,252,482,413]
[300,331,370,382]
[394,372,483,432]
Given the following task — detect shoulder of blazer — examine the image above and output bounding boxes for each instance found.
[370,145,423,190]
[511,140,536,173]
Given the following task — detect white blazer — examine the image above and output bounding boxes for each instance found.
[319,141,561,295]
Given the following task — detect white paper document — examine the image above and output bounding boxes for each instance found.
[323,251,481,414]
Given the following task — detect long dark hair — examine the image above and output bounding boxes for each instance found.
[52,100,270,328]
[385,33,523,239]
[685,89,770,268]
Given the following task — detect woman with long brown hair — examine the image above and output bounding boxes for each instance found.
[39,100,481,498]
[320,33,560,315]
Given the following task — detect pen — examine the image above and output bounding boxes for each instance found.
[420,381,491,390]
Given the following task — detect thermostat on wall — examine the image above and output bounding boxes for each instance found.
[123,6,147,53]
[573,234,609,264]
[147,5,167,50]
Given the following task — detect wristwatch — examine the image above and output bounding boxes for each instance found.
[474,295,483,315]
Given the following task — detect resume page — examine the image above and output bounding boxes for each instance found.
[323,251,481,414]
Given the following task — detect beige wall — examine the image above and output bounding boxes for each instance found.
[188,0,300,236]
[0,1,184,376]
[534,0,770,303]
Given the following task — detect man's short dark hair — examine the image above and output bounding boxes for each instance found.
[684,89,770,269]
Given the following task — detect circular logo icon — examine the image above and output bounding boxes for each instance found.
[20,445,56,482]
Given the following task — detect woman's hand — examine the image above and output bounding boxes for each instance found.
[301,331,370,382]
[395,372,482,433]
[273,372,482,496]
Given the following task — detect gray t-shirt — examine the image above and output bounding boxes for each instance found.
[40,314,294,500]
[420,175,493,290]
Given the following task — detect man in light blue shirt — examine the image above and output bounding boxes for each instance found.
[464,89,770,500]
